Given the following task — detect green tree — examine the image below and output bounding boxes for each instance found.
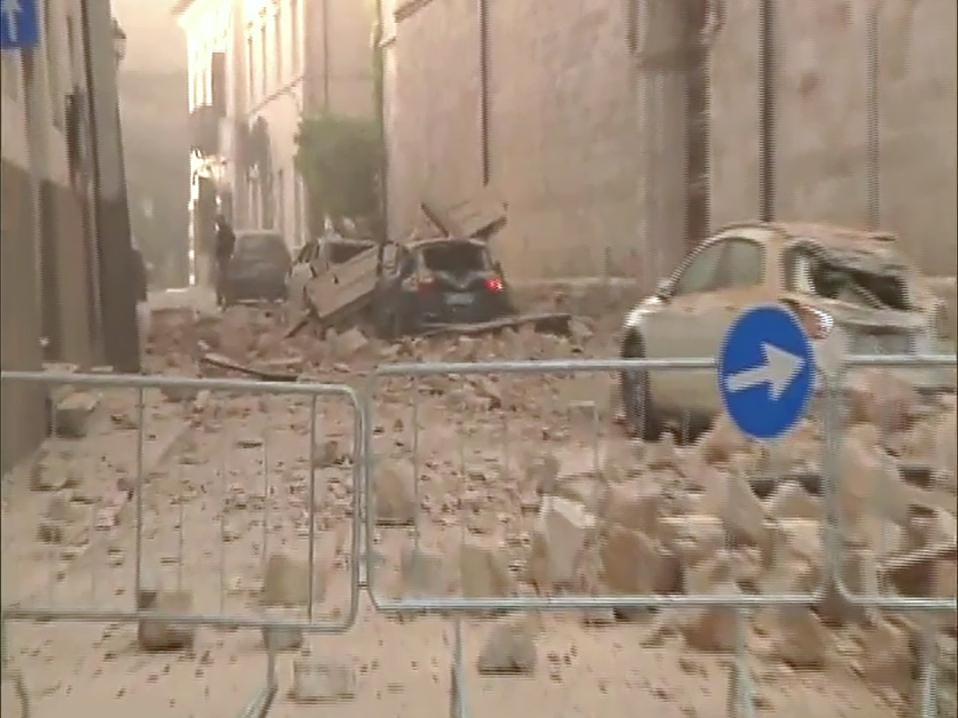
[294,113,383,239]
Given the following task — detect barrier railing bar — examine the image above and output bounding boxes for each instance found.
[0,371,354,397]
[825,353,958,611]
[374,357,715,376]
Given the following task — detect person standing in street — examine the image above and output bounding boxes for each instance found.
[130,241,151,368]
[214,213,236,308]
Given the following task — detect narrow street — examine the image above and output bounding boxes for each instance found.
[4,301,953,717]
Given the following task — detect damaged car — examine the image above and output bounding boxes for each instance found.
[372,237,515,338]
[619,221,948,440]
[223,230,292,305]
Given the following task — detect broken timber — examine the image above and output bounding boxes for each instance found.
[201,352,299,382]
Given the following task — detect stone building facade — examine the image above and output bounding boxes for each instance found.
[381,0,956,285]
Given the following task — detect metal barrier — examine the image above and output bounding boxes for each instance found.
[3,354,954,717]
[364,357,840,717]
[0,371,365,718]
[825,353,958,718]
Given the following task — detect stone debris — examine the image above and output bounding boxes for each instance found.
[400,545,450,596]
[697,415,749,465]
[603,484,663,536]
[312,438,343,468]
[460,539,516,598]
[136,588,195,652]
[846,370,919,432]
[373,462,418,526]
[528,495,597,593]
[600,525,675,595]
[763,480,821,521]
[292,658,357,703]
[53,391,100,438]
[934,408,957,490]
[333,328,369,360]
[770,607,829,668]
[261,553,326,607]
[859,619,914,698]
[703,470,769,550]
[477,621,538,675]
[261,608,304,652]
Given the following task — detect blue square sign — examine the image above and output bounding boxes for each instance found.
[1,0,40,50]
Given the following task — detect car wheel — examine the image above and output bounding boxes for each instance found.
[620,331,662,441]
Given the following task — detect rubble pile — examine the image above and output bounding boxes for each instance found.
[146,303,615,384]
[389,398,956,712]
[133,303,956,713]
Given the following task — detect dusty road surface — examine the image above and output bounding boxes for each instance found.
[2,302,955,718]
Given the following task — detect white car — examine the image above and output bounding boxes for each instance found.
[619,221,946,440]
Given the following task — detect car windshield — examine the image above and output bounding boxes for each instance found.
[236,234,289,263]
[784,241,913,311]
[326,241,373,265]
[420,242,490,274]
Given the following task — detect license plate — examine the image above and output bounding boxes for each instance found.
[445,292,475,306]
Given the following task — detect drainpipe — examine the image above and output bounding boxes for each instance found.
[321,0,330,112]
[373,0,388,244]
[21,42,51,361]
[478,0,490,186]
[758,0,775,222]
[865,4,880,230]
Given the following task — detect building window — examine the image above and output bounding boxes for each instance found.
[246,35,255,101]
[290,0,299,73]
[274,4,283,85]
[259,23,267,97]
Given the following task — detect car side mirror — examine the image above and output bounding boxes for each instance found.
[655,278,672,300]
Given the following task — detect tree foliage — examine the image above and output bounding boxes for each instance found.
[294,113,383,238]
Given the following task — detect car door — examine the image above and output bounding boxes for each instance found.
[681,236,772,413]
[642,240,728,409]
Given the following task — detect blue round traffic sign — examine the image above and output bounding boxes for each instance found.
[717,304,815,441]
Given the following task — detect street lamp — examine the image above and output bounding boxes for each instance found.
[112,18,127,67]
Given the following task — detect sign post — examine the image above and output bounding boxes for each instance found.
[1,0,40,50]
[716,303,814,717]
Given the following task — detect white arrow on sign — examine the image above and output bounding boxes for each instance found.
[725,341,805,400]
[2,0,22,43]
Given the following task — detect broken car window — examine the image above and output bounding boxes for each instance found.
[782,241,913,311]
[420,242,490,274]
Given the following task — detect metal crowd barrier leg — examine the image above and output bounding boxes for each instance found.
[0,371,366,717]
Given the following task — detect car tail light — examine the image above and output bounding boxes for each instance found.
[789,302,834,340]
[417,272,436,291]
[485,276,503,292]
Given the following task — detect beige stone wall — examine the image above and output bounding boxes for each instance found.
[385,0,957,284]
[710,0,957,272]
